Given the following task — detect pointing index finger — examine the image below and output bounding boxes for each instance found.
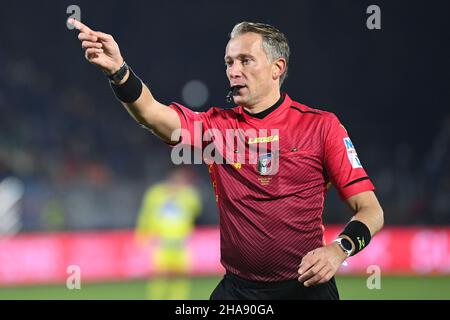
[68,18,93,34]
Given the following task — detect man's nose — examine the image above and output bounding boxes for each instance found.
[228,63,242,79]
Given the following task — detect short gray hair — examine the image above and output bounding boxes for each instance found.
[230,21,290,86]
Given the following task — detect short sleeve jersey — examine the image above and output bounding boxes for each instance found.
[168,93,374,281]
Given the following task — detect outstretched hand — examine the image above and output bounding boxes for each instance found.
[68,18,124,75]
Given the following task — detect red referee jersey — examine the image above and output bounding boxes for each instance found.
[168,93,374,281]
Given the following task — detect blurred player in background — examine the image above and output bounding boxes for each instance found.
[135,166,202,299]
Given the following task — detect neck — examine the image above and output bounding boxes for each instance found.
[243,89,281,114]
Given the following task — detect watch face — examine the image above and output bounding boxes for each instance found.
[341,238,353,251]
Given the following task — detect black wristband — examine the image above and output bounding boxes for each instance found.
[110,68,143,103]
[339,220,371,256]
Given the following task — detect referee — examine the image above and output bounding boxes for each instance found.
[69,19,384,300]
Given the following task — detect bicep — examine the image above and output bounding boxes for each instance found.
[138,86,181,144]
[147,101,182,145]
[345,190,381,213]
[121,84,181,144]
[142,95,211,147]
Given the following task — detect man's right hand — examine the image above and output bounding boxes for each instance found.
[68,18,124,75]
[68,18,181,144]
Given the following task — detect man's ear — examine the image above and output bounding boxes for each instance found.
[272,58,286,81]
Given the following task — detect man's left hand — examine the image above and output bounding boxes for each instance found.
[297,242,347,287]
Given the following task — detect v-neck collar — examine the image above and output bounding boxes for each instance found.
[238,93,292,123]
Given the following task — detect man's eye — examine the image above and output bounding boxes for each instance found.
[242,58,250,65]
[225,61,232,67]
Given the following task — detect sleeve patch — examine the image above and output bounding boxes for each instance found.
[343,137,362,169]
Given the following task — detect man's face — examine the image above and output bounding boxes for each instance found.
[225,33,277,107]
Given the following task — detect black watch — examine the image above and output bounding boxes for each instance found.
[107,61,129,82]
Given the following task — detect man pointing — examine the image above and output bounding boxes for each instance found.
[69,18,384,300]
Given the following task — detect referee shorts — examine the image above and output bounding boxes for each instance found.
[210,272,339,300]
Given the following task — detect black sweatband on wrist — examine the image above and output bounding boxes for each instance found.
[110,68,143,103]
[339,220,372,256]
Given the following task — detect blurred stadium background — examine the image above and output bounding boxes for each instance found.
[0,0,449,299]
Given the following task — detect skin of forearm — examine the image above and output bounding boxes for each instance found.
[113,74,180,144]
[120,85,156,128]
[110,69,160,129]
[351,204,384,237]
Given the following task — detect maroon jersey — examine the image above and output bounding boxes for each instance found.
[168,93,374,281]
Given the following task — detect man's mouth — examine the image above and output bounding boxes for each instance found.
[230,85,246,95]
[226,85,246,102]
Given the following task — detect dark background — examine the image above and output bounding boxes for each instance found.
[0,0,449,231]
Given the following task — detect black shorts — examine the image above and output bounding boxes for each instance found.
[210,272,339,300]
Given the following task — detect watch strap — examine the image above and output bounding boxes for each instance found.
[107,61,128,82]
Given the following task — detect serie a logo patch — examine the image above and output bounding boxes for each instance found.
[343,137,362,169]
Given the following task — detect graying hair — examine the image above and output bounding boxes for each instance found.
[230,21,290,86]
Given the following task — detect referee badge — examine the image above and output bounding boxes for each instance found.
[257,153,273,175]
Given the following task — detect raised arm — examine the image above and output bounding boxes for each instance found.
[68,18,180,144]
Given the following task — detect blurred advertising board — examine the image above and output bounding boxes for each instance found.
[0,226,449,285]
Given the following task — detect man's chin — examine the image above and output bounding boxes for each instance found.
[233,95,247,105]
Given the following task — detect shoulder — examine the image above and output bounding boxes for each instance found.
[204,105,241,121]
[207,105,240,116]
[289,99,339,126]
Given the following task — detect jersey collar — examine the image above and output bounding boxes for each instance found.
[238,93,292,123]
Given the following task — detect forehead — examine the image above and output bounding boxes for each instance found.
[225,32,265,59]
